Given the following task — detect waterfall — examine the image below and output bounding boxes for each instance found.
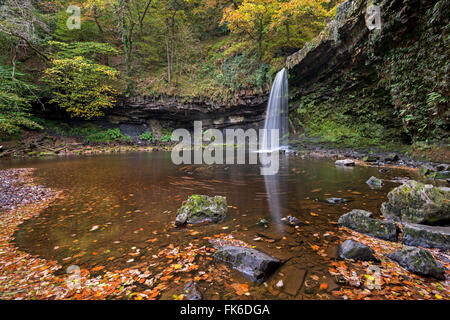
[260,68,289,152]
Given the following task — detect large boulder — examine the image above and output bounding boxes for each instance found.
[213,245,281,282]
[381,180,450,225]
[339,240,379,262]
[175,194,227,226]
[338,209,399,241]
[387,247,445,280]
[402,223,450,251]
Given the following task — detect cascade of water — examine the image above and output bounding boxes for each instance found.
[260,68,289,152]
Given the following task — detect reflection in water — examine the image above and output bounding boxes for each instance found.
[263,154,288,234]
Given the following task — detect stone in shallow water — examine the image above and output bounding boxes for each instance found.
[213,245,281,282]
[281,216,304,226]
[183,281,203,300]
[325,197,352,204]
[387,247,445,280]
[366,176,382,187]
[338,240,379,262]
[381,180,450,225]
[335,159,355,166]
[402,223,450,251]
[338,209,399,241]
[175,194,227,226]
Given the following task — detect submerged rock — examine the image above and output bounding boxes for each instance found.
[175,194,227,226]
[325,197,352,204]
[183,281,203,300]
[387,247,445,280]
[338,209,398,241]
[402,223,450,251]
[281,215,304,226]
[339,240,379,262]
[335,159,355,166]
[213,245,281,282]
[366,176,383,187]
[381,180,450,225]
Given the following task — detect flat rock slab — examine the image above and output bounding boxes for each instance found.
[387,247,445,280]
[280,266,306,296]
[213,245,281,282]
[338,209,399,241]
[402,223,450,251]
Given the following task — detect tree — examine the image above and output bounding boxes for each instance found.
[43,42,120,119]
[0,0,51,64]
[0,65,42,135]
[270,0,329,48]
[221,0,276,62]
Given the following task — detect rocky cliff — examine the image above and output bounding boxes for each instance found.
[286,0,449,145]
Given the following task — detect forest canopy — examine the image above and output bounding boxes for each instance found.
[0,0,341,133]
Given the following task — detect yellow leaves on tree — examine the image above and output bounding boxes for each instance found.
[221,0,340,62]
[43,56,119,119]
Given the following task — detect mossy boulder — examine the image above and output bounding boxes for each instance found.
[175,194,227,226]
[402,223,450,251]
[339,240,379,262]
[381,180,450,225]
[338,209,399,241]
[387,246,445,280]
[213,245,280,282]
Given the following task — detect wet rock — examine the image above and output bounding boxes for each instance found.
[419,164,437,177]
[338,240,379,262]
[381,180,450,225]
[338,209,399,241]
[363,154,379,162]
[281,267,306,296]
[417,165,449,180]
[366,176,383,187]
[213,245,281,282]
[324,197,352,204]
[402,223,450,251]
[335,159,355,166]
[258,218,268,226]
[175,194,227,226]
[281,216,305,226]
[183,281,203,300]
[387,247,445,280]
[384,153,399,162]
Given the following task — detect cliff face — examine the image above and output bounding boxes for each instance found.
[286,0,449,145]
[110,93,268,131]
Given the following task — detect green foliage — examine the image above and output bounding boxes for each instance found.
[48,41,119,60]
[86,128,131,143]
[0,65,42,136]
[377,1,449,141]
[43,55,120,119]
[139,131,156,142]
[160,128,173,142]
[217,54,270,91]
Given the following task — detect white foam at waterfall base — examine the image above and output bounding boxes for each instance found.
[259,68,289,152]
